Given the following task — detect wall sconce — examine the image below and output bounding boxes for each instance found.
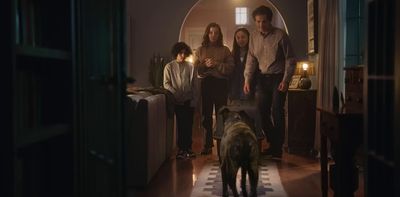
[295,61,315,89]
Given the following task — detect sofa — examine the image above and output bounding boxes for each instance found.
[125,92,167,187]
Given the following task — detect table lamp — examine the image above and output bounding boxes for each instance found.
[296,61,314,89]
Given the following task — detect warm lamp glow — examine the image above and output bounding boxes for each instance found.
[295,61,315,76]
[294,60,314,89]
[302,63,309,71]
[186,55,194,63]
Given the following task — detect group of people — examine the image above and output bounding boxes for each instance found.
[163,5,296,160]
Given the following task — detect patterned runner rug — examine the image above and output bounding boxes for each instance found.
[191,158,287,197]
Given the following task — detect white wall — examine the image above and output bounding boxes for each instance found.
[180,0,287,51]
[127,0,307,86]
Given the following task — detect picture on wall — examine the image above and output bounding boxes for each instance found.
[307,0,318,54]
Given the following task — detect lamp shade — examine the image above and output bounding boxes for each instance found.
[295,60,314,89]
[295,61,315,76]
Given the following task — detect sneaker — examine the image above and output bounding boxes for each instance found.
[186,149,196,158]
[200,148,212,155]
[176,150,186,159]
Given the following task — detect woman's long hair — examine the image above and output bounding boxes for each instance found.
[232,28,250,65]
[201,22,224,47]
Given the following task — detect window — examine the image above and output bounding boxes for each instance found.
[235,7,247,25]
[344,0,365,67]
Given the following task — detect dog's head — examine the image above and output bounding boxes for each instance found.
[218,107,256,132]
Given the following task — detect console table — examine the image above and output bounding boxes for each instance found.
[286,89,317,154]
[318,108,363,197]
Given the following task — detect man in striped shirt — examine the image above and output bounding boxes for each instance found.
[244,5,296,159]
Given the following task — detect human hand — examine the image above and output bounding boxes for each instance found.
[243,83,251,94]
[278,82,288,92]
[204,58,216,68]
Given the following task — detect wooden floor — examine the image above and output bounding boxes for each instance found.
[128,114,364,197]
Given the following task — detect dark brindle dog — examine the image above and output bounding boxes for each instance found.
[219,108,259,197]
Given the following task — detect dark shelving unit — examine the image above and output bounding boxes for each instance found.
[3,0,127,196]
[365,0,399,196]
[10,0,75,196]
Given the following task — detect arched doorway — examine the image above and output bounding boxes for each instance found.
[179,0,288,51]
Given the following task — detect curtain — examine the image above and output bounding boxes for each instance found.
[314,0,340,150]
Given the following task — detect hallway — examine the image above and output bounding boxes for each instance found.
[128,113,364,197]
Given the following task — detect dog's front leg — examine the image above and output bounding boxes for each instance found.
[228,175,240,197]
[248,163,259,197]
[221,165,229,197]
[226,167,240,197]
[241,167,248,197]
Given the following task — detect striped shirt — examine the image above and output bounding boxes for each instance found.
[244,27,296,84]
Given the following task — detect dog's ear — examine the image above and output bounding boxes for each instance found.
[219,107,230,120]
[239,110,252,123]
[239,110,256,130]
[238,110,249,119]
[216,107,230,136]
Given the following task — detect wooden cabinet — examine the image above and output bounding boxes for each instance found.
[286,89,317,154]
